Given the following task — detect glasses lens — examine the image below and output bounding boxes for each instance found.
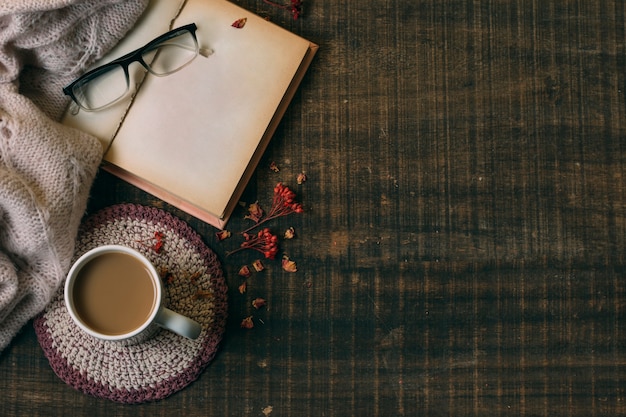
[142,29,198,76]
[72,65,129,111]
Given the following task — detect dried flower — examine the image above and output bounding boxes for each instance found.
[269,161,280,172]
[242,183,303,233]
[216,230,231,241]
[238,281,247,294]
[297,172,307,184]
[281,255,297,273]
[238,265,252,278]
[252,259,265,272]
[252,298,266,309]
[227,227,279,259]
[241,316,254,329]
[262,0,302,19]
[284,226,296,239]
[231,17,247,28]
[245,202,264,223]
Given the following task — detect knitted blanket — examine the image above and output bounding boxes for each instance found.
[0,0,149,352]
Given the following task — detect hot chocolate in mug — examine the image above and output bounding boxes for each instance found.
[64,245,202,344]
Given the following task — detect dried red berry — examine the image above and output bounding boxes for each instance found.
[227,227,279,259]
[241,183,304,234]
[262,0,302,19]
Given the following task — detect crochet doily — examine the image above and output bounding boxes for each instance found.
[34,204,228,404]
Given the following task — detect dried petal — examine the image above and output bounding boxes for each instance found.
[240,316,254,329]
[216,230,231,241]
[281,255,298,273]
[231,17,247,28]
[238,265,252,278]
[252,259,265,272]
[238,281,247,294]
[284,227,296,239]
[252,298,266,309]
[269,161,280,172]
[245,202,264,223]
[297,172,307,184]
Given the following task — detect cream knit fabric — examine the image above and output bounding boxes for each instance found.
[0,0,149,352]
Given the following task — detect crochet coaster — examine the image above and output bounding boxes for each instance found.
[34,204,228,404]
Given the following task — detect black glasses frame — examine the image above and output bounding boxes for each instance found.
[63,23,198,111]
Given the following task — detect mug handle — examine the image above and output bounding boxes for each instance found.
[155,308,202,339]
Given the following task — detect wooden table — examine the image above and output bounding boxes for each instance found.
[2,0,625,415]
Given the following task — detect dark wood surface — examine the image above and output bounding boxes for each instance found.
[2,0,625,415]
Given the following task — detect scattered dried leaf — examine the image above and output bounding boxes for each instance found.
[238,281,247,294]
[252,298,267,309]
[284,226,296,239]
[245,201,264,223]
[252,259,265,272]
[281,255,297,273]
[297,172,307,184]
[270,161,280,172]
[241,316,254,329]
[231,17,247,28]
[238,265,252,278]
[216,230,231,241]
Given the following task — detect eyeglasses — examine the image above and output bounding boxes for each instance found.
[63,23,200,112]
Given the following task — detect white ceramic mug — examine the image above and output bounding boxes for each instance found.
[64,245,202,344]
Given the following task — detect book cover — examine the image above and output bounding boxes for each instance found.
[63,0,317,229]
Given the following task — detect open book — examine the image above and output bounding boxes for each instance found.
[63,0,317,229]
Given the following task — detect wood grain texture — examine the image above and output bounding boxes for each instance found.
[1,0,625,415]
